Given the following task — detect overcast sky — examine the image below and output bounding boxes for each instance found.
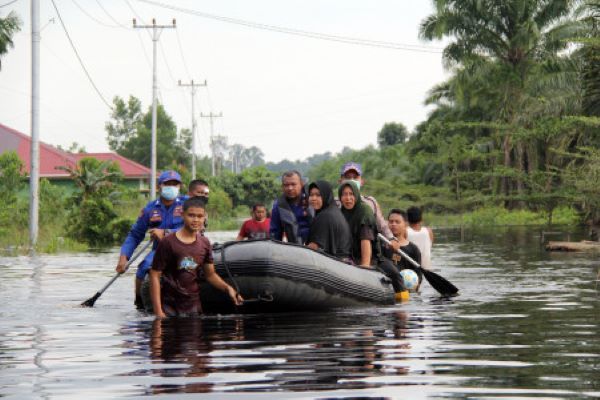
[0,0,448,163]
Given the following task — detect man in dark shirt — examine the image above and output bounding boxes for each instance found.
[150,197,243,318]
[269,170,311,244]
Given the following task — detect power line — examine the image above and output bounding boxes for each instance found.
[50,0,112,110]
[95,0,130,29]
[136,0,443,53]
[159,39,191,111]
[0,0,19,8]
[175,27,191,80]
[71,0,122,29]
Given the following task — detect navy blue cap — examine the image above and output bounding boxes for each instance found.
[158,170,182,184]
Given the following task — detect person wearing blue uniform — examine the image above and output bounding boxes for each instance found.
[115,170,185,308]
[269,170,312,244]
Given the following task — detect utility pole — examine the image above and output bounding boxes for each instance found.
[133,18,175,198]
[178,79,207,179]
[29,0,40,250]
[200,112,223,176]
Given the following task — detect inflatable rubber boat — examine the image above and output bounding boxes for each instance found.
[199,239,396,313]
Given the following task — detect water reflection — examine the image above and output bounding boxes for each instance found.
[120,310,424,395]
[0,227,599,399]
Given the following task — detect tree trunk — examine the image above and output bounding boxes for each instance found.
[502,133,512,207]
[514,142,526,209]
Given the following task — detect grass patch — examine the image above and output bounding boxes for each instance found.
[428,206,579,227]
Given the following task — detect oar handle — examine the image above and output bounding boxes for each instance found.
[121,240,154,273]
[378,233,421,269]
[98,240,153,294]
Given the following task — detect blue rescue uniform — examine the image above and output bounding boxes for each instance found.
[120,197,185,279]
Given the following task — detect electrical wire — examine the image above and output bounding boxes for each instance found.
[124,0,151,39]
[135,0,443,53]
[71,0,122,29]
[175,27,192,80]
[50,0,113,110]
[95,0,130,29]
[0,0,19,8]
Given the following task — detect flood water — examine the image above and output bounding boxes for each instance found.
[1,227,599,399]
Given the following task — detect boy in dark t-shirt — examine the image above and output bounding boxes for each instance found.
[150,197,243,318]
[236,203,270,240]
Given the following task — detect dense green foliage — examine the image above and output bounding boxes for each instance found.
[265,152,335,175]
[0,10,21,70]
[105,96,191,170]
[305,0,600,229]
[60,157,126,246]
[0,152,27,236]
[377,122,408,147]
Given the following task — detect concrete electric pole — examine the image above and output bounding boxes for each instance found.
[178,79,207,179]
[200,112,223,176]
[133,18,176,198]
[29,0,40,250]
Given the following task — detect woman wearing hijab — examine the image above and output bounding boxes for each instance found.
[338,180,378,267]
[306,180,352,260]
[338,180,408,299]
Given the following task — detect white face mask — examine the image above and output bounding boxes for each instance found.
[160,185,179,200]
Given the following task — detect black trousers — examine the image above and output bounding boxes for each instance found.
[377,259,406,292]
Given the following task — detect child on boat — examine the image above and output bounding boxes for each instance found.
[150,197,243,318]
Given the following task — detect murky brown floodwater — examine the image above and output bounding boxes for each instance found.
[1,227,599,399]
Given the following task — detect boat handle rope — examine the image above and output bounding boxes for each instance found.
[220,244,241,295]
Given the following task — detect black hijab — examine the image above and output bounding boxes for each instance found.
[307,180,351,258]
[338,180,376,236]
[338,180,377,263]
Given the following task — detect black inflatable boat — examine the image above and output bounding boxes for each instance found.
[199,239,396,313]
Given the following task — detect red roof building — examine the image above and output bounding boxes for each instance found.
[0,123,150,189]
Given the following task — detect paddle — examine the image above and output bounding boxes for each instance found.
[81,240,153,307]
[378,233,459,296]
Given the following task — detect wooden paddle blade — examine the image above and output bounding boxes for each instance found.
[422,268,459,296]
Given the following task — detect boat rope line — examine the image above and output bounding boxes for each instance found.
[220,244,241,295]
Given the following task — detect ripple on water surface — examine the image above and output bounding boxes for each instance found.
[0,227,599,399]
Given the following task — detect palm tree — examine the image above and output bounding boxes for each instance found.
[57,157,122,200]
[420,0,578,204]
[576,0,600,116]
[0,11,21,70]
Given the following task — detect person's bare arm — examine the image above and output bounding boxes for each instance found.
[203,263,244,305]
[235,235,244,241]
[115,254,128,273]
[360,239,372,267]
[427,227,434,244]
[149,269,166,318]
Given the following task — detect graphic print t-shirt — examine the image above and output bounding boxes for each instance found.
[152,233,213,305]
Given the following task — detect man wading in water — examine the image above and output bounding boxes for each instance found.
[150,197,243,318]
